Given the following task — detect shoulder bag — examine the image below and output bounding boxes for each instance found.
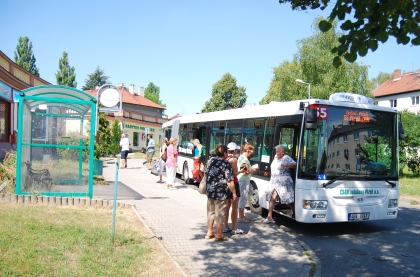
[198,175,207,194]
[161,147,167,162]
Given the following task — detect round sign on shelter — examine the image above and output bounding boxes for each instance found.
[99,87,120,107]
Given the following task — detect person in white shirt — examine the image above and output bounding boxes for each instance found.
[119,134,130,168]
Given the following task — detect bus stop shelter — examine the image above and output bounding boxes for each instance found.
[15,85,97,198]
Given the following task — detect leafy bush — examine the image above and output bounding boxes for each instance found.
[406,151,420,176]
[0,150,17,193]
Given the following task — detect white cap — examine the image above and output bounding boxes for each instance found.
[227,142,240,150]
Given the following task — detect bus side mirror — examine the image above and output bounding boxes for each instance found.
[398,122,404,140]
[305,108,318,130]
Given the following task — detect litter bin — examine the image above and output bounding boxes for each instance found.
[93,160,103,175]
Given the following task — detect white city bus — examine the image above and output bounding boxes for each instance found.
[162,93,402,223]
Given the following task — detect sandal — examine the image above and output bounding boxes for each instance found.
[214,236,228,242]
[204,234,215,239]
[157,180,164,183]
[238,217,251,223]
[262,218,275,224]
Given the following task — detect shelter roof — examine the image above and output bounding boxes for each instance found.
[20,85,96,115]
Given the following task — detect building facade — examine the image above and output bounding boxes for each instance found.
[85,84,168,151]
[0,50,50,160]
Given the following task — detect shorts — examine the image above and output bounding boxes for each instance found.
[207,198,227,224]
[146,151,154,162]
[238,180,251,209]
[121,150,129,159]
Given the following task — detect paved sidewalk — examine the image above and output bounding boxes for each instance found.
[97,158,313,277]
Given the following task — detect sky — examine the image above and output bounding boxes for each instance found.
[2,0,419,117]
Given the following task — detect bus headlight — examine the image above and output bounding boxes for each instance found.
[303,200,328,210]
[388,199,398,208]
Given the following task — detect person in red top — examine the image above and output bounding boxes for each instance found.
[223,142,245,235]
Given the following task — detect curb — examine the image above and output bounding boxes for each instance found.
[0,193,132,209]
[279,227,321,277]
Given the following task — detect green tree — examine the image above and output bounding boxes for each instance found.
[109,120,122,156]
[278,0,420,67]
[261,17,370,104]
[367,71,392,92]
[55,51,77,87]
[14,36,39,77]
[94,112,111,159]
[399,110,420,175]
[81,67,110,90]
[202,73,247,112]
[144,82,167,113]
[144,82,164,105]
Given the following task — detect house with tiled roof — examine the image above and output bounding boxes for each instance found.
[372,69,420,114]
[85,84,168,151]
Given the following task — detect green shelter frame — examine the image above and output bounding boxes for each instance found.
[16,85,97,197]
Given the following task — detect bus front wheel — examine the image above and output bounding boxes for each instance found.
[248,181,262,215]
[183,164,191,184]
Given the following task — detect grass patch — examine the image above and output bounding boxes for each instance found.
[0,203,183,277]
[399,166,420,199]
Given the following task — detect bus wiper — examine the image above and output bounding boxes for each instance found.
[365,177,396,188]
[322,172,358,188]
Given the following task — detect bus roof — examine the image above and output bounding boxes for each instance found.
[162,98,397,128]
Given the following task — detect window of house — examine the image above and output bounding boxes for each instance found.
[337,150,340,157]
[390,99,397,107]
[0,99,11,142]
[354,132,359,140]
[344,149,349,160]
[412,96,419,105]
[344,135,348,142]
[332,152,335,158]
[336,137,339,144]
[345,164,350,171]
[355,148,361,156]
[336,163,340,169]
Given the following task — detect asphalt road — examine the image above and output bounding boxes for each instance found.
[268,202,420,277]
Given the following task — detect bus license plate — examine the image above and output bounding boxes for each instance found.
[348,213,370,221]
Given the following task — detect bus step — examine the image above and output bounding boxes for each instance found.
[273,209,293,218]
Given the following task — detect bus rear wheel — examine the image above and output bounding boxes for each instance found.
[248,181,262,215]
[183,164,191,184]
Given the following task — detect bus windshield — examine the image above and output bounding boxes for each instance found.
[299,105,398,180]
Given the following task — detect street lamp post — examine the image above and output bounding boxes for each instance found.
[295,79,310,99]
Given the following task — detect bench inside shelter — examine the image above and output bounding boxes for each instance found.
[25,161,53,190]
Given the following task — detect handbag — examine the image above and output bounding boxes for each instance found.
[151,160,160,175]
[198,175,207,194]
[161,148,167,162]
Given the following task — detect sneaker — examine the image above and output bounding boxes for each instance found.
[262,218,275,224]
[231,228,244,235]
[223,227,232,233]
